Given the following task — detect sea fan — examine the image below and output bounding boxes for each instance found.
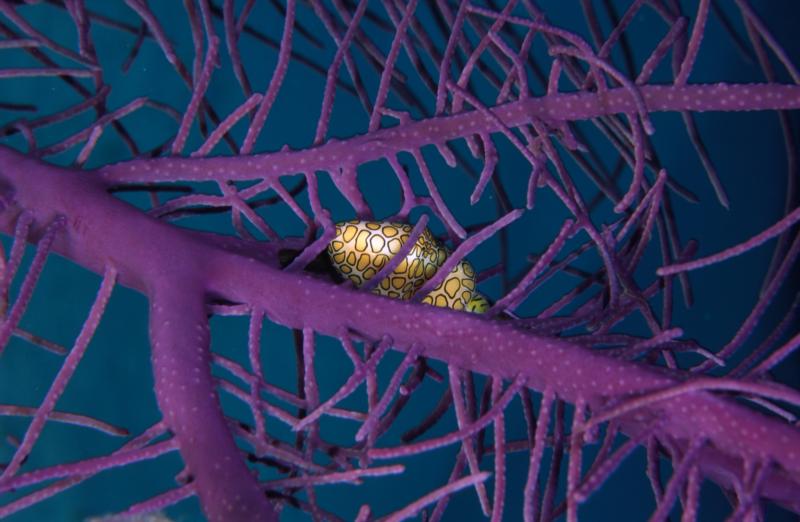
[0,1,798,521]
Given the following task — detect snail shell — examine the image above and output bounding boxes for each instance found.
[327,220,488,313]
[465,291,491,314]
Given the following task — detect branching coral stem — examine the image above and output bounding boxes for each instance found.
[99,83,800,185]
[2,139,800,515]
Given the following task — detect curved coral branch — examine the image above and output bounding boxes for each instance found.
[0,146,277,520]
[98,83,800,185]
[149,283,277,522]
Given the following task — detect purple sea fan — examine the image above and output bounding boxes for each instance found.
[0,1,799,521]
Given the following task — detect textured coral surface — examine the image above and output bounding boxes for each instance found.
[0,1,799,521]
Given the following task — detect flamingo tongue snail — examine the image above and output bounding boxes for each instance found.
[327,220,490,313]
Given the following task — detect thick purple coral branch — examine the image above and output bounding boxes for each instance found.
[2,140,800,515]
[0,146,277,520]
[149,284,277,521]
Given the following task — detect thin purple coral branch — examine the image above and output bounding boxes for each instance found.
[99,83,800,186]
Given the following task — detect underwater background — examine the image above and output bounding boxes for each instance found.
[0,1,798,520]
